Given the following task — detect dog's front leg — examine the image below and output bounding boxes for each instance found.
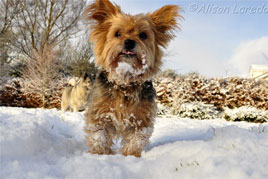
[72,105,79,112]
[121,127,153,157]
[85,122,114,155]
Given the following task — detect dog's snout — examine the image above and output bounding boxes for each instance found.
[124,39,136,50]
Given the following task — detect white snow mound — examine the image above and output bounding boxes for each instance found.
[0,107,268,179]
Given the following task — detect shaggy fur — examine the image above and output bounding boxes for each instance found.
[61,73,92,113]
[83,0,182,157]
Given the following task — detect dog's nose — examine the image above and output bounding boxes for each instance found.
[124,39,136,50]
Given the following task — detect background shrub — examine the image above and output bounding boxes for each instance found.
[223,106,268,123]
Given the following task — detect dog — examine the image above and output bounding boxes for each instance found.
[83,0,182,157]
[61,73,92,113]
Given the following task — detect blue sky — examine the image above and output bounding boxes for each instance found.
[112,0,268,77]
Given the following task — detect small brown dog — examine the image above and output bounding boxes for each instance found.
[83,0,182,157]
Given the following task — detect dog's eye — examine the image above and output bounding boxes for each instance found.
[139,32,147,40]
[115,31,121,38]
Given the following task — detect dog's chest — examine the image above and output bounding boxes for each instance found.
[107,93,142,131]
[93,71,156,131]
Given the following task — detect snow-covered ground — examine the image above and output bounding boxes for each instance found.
[0,107,268,179]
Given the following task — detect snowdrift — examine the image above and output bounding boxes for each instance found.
[1,107,268,179]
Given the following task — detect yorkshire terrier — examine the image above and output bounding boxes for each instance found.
[83,0,182,157]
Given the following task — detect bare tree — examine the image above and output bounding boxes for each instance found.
[0,0,20,79]
[0,0,20,36]
[14,0,86,57]
[62,31,97,78]
[22,44,62,107]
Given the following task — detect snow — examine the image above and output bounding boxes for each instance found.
[115,57,148,78]
[116,62,135,76]
[1,107,268,179]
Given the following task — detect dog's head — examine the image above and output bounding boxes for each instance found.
[83,0,182,85]
[79,72,94,90]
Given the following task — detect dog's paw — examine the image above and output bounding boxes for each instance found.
[88,148,114,155]
[121,145,142,157]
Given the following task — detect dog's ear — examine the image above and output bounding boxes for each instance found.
[83,0,121,25]
[149,5,183,47]
[89,73,96,82]
[83,72,89,81]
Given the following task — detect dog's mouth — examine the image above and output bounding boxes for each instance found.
[119,50,136,58]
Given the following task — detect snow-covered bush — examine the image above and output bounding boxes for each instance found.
[157,103,172,115]
[1,68,268,123]
[223,106,268,123]
[153,71,268,122]
[177,102,221,120]
[154,71,268,111]
[0,78,64,109]
[0,79,25,107]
